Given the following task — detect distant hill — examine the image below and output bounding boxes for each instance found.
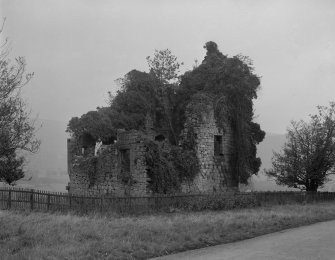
[248,133,298,191]
[2,123,335,192]
[13,119,69,192]
[257,133,286,173]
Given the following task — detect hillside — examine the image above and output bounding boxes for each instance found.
[13,119,69,191]
[249,133,294,191]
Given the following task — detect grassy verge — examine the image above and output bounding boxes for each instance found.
[2,202,335,260]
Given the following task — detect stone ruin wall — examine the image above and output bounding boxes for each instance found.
[67,130,149,197]
[181,107,235,193]
[67,107,236,196]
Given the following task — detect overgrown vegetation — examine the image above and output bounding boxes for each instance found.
[144,139,199,193]
[174,42,265,185]
[2,203,335,259]
[66,42,265,192]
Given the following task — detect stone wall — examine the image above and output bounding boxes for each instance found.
[67,130,149,196]
[67,106,237,196]
[181,105,236,193]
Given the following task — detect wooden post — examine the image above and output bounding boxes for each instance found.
[100,195,104,212]
[30,189,34,210]
[47,194,50,211]
[7,189,11,209]
[81,196,84,213]
[69,194,72,210]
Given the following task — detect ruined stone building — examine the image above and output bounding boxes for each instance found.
[67,103,236,197]
[66,42,264,197]
[67,129,148,196]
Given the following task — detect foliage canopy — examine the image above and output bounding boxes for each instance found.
[67,42,265,192]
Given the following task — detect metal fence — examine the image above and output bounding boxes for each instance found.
[1,187,335,215]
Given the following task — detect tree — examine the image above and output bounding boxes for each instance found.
[146,49,183,85]
[266,102,335,192]
[0,154,24,184]
[0,20,40,184]
[68,48,184,146]
[66,108,116,143]
[146,49,184,143]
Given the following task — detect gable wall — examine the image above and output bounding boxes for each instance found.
[67,131,148,197]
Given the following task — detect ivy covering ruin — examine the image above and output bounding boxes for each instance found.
[67,42,265,193]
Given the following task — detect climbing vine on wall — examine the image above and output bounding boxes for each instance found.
[175,41,265,186]
[144,138,199,194]
[67,41,265,190]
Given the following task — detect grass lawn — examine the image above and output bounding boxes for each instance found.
[1,202,335,260]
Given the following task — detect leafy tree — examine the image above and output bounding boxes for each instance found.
[111,70,162,130]
[0,21,40,184]
[66,108,116,144]
[0,154,24,184]
[146,49,183,143]
[67,66,180,144]
[146,49,183,85]
[266,102,335,191]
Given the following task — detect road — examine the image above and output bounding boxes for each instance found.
[150,220,335,260]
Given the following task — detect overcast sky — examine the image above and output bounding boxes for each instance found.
[1,0,334,134]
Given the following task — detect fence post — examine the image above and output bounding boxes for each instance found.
[100,195,104,213]
[69,194,72,211]
[7,189,11,209]
[30,189,34,210]
[81,196,84,213]
[47,194,50,211]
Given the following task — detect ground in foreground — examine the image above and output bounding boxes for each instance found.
[1,203,335,260]
[151,219,335,260]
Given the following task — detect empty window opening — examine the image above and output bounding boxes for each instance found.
[214,135,223,156]
[155,134,166,142]
[120,149,130,173]
[102,136,116,145]
[81,132,95,148]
